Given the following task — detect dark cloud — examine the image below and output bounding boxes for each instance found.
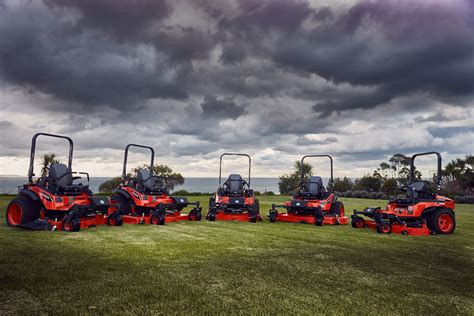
[46,0,173,40]
[0,0,473,173]
[200,95,245,119]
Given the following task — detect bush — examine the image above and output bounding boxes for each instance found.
[172,189,190,195]
[352,190,369,198]
[454,195,474,204]
[171,190,213,196]
[376,192,386,199]
[345,190,353,198]
[263,191,275,196]
[369,192,378,199]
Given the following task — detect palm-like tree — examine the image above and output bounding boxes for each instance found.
[40,153,60,177]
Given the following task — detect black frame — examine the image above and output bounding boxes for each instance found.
[28,133,74,183]
[219,153,251,187]
[122,144,155,179]
[300,155,334,187]
[410,151,442,185]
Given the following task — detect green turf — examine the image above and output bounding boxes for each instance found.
[0,196,473,315]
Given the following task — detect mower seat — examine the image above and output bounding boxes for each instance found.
[225,174,244,195]
[136,169,165,194]
[406,181,435,200]
[48,163,86,194]
[301,176,325,198]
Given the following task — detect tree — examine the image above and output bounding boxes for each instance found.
[442,155,474,195]
[353,175,382,192]
[40,153,60,177]
[333,177,353,192]
[278,161,312,194]
[132,164,184,191]
[98,177,122,193]
[98,164,185,193]
[381,178,398,194]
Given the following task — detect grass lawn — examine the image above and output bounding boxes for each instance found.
[0,195,473,315]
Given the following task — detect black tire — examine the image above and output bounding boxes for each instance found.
[188,209,202,221]
[62,215,81,232]
[151,211,166,225]
[269,211,277,223]
[6,196,40,227]
[107,213,123,226]
[249,212,257,223]
[111,194,131,215]
[426,208,456,234]
[376,222,392,234]
[158,212,166,225]
[207,211,216,221]
[208,197,216,212]
[195,209,202,221]
[330,201,344,216]
[253,199,260,214]
[351,216,365,228]
[315,215,323,226]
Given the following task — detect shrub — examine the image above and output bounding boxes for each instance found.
[173,189,190,195]
[376,192,386,199]
[369,192,378,199]
[263,191,275,196]
[454,195,474,204]
[345,190,353,198]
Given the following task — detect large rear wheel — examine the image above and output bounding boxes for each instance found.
[427,209,456,234]
[6,196,39,227]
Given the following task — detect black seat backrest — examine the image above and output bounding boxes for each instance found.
[226,174,244,194]
[305,176,323,195]
[136,169,164,193]
[49,163,72,188]
[406,181,430,199]
[137,169,153,190]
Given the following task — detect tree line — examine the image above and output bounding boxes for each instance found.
[279,154,473,201]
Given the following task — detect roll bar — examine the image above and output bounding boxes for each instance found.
[122,144,155,179]
[300,155,334,186]
[28,133,73,183]
[219,153,251,187]
[410,151,442,185]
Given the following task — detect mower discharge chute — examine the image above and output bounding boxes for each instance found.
[351,152,456,236]
[206,153,262,222]
[107,144,202,225]
[268,155,348,226]
[5,133,109,232]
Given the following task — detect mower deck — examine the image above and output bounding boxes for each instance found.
[273,212,349,225]
[209,211,263,222]
[118,212,196,225]
[47,214,108,230]
[362,219,430,236]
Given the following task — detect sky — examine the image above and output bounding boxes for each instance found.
[0,0,473,178]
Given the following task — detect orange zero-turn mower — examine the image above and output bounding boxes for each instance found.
[106,144,202,226]
[351,151,456,236]
[268,155,348,226]
[5,133,110,232]
[206,153,262,222]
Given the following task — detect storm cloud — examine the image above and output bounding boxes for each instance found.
[0,0,473,177]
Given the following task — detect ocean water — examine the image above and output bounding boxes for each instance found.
[0,176,280,194]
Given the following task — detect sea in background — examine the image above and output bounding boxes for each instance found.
[0,176,281,194]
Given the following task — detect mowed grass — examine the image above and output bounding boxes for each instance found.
[0,196,473,315]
